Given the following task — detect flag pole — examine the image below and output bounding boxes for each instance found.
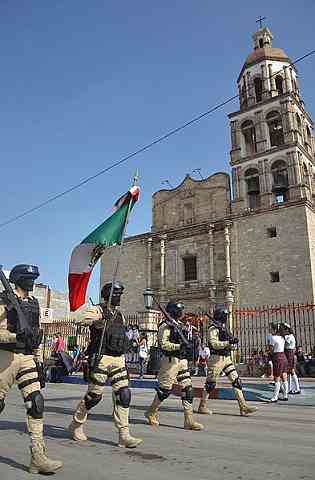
[95,172,139,363]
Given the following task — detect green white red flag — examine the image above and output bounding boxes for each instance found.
[68,185,140,311]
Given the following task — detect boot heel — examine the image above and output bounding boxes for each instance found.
[29,463,39,474]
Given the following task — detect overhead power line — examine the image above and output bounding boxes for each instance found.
[0,47,314,230]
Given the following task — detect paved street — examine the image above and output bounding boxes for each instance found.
[1,383,314,480]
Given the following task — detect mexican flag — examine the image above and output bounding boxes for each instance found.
[68,185,140,311]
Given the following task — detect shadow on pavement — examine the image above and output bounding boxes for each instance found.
[0,455,28,473]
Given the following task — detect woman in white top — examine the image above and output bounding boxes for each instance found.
[268,323,289,403]
[280,323,301,395]
[138,334,148,379]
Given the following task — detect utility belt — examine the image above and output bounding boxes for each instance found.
[0,341,41,355]
[209,346,231,357]
[161,343,194,362]
[161,349,180,359]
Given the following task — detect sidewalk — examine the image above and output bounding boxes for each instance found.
[63,373,315,406]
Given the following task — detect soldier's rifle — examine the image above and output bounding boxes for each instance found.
[0,265,32,335]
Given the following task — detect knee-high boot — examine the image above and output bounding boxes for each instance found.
[112,393,143,448]
[68,400,88,441]
[144,394,161,426]
[233,388,257,416]
[197,389,212,415]
[27,417,63,474]
[182,401,204,431]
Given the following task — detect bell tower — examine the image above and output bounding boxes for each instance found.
[229,26,315,213]
[229,26,315,307]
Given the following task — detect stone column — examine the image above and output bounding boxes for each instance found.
[223,222,235,332]
[246,72,255,106]
[289,68,295,93]
[268,64,277,96]
[225,282,236,333]
[208,224,216,311]
[232,168,238,200]
[261,64,269,99]
[159,234,167,302]
[284,66,291,93]
[254,110,266,153]
[147,237,153,288]
[224,222,232,282]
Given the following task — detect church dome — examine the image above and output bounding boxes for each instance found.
[244,47,291,67]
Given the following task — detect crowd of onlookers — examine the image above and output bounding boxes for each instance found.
[44,323,315,383]
[248,344,315,378]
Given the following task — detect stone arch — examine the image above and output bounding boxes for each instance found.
[275,75,284,95]
[266,110,284,147]
[241,119,257,155]
[271,159,289,202]
[244,167,260,209]
[253,75,263,103]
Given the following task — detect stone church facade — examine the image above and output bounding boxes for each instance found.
[100,26,315,314]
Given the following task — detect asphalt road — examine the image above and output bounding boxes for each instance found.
[0,383,314,480]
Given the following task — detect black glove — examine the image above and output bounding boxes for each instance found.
[16,329,35,354]
[229,337,239,345]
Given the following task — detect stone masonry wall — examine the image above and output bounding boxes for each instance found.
[100,235,148,314]
[233,203,314,306]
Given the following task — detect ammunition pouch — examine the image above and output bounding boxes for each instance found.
[178,342,194,361]
[104,332,130,356]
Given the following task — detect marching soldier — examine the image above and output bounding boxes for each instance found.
[68,281,142,448]
[197,307,257,416]
[0,264,63,474]
[145,302,203,431]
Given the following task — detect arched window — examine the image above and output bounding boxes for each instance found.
[241,120,257,155]
[266,111,284,147]
[302,163,309,185]
[244,168,260,209]
[271,160,288,203]
[306,126,312,145]
[241,84,247,106]
[275,75,284,95]
[296,114,302,144]
[293,79,297,93]
[184,202,193,224]
[254,77,263,103]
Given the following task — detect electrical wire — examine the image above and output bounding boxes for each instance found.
[0,48,314,230]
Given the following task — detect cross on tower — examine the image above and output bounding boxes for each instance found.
[256,16,266,28]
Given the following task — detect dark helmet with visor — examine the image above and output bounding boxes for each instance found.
[9,264,40,292]
[165,301,185,320]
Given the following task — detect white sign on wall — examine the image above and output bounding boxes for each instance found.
[40,308,53,322]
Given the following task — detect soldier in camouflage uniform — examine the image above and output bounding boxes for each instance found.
[145,302,203,431]
[69,281,142,448]
[198,307,257,416]
[0,264,62,474]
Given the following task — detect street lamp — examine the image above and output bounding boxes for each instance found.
[143,287,154,310]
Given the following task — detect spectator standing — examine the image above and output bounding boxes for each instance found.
[131,326,140,363]
[296,345,307,377]
[268,323,289,403]
[52,333,65,353]
[138,335,148,378]
[196,344,210,376]
[248,351,258,376]
[125,325,134,364]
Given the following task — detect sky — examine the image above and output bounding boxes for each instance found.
[0,1,314,301]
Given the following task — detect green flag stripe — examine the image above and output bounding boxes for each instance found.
[81,198,136,246]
